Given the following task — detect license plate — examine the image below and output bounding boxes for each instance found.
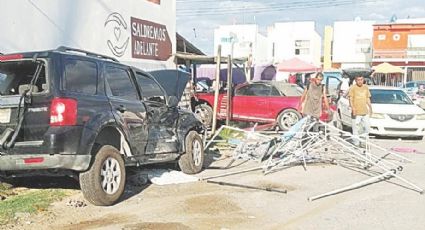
[0,108,11,123]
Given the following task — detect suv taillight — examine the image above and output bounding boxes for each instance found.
[50,98,77,126]
[0,54,23,61]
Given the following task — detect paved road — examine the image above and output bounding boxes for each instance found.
[7,138,425,230]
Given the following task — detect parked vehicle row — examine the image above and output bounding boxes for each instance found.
[193,81,335,131]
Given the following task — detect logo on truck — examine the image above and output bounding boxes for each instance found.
[104,12,130,57]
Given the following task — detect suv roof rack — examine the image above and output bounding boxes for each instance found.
[56,46,119,62]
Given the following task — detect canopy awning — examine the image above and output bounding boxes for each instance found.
[372,62,404,74]
[277,57,320,72]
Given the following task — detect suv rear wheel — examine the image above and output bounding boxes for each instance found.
[178,131,204,174]
[79,145,126,206]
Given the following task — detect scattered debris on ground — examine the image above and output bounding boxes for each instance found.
[66,199,87,208]
[202,117,424,200]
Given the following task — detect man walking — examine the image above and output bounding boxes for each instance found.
[299,72,329,120]
[299,72,329,132]
[348,75,372,147]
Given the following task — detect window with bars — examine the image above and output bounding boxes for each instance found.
[294,40,310,55]
[355,38,371,54]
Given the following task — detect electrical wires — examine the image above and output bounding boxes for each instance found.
[177,0,381,17]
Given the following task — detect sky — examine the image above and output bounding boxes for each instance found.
[176,0,425,55]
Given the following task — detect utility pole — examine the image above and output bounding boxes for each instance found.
[211,45,221,134]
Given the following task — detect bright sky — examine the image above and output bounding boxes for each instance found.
[176,0,425,55]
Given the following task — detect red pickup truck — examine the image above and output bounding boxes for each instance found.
[193,81,333,130]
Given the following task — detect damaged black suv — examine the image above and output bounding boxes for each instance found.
[0,47,205,206]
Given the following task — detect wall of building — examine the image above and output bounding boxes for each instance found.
[268,21,321,67]
[332,20,375,68]
[0,0,176,70]
[373,22,425,60]
[372,19,425,82]
[213,24,268,64]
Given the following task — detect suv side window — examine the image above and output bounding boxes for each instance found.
[64,59,97,95]
[105,66,139,100]
[135,73,166,103]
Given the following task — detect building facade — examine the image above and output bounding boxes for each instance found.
[267,21,321,67]
[213,24,268,64]
[0,0,176,70]
[332,19,375,69]
[372,19,425,81]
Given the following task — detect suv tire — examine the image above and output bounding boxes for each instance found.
[178,131,204,174]
[79,145,126,206]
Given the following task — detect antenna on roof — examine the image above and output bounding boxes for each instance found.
[390,14,398,22]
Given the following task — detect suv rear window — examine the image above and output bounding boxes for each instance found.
[0,60,47,95]
[64,59,97,95]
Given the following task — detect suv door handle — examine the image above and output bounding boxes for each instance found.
[116,105,127,113]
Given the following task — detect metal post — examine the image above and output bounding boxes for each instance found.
[226,55,232,125]
[211,45,221,134]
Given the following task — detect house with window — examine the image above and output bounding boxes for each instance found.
[213,24,268,64]
[331,19,375,69]
[372,18,425,82]
[267,21,321,67]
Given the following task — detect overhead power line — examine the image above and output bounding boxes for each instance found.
[177,0,380,16]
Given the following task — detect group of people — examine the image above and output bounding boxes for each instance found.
[298,72,372,147]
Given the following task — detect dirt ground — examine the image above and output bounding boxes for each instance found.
[3,138,425,230]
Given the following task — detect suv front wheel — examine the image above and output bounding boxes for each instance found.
[79,145,126,206]
[178,131,204,174]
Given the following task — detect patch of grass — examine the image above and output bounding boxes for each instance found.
[0,182,12,191]
[218,127,245,140]
[0,189,68,225]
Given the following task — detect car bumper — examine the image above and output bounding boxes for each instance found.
[369,119,425,137]
[0,154,91,171]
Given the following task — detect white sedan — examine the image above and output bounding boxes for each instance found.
[336,86,425,139]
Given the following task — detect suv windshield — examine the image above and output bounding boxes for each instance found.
[371,89,413,105]
[0,60,47,95]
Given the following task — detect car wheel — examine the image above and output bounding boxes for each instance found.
[79,145,126,206]
[194,104,213,128]
[178,131,204,174]
[277,109,302,131]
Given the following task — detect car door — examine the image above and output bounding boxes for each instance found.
[325,75,342,98]
[104,64,148,156]
[134,71,178,154]
[233,83,270,120]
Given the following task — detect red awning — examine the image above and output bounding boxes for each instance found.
[277,57,320,72]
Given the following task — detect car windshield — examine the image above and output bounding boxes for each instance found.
[370,89,413,105]
[273,82,303,96]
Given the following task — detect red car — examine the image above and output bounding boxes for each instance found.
[194,81,333,130]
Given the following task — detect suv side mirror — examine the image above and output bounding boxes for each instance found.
[167,96,179,107]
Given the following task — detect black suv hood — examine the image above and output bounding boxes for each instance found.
[149,70,190,101]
